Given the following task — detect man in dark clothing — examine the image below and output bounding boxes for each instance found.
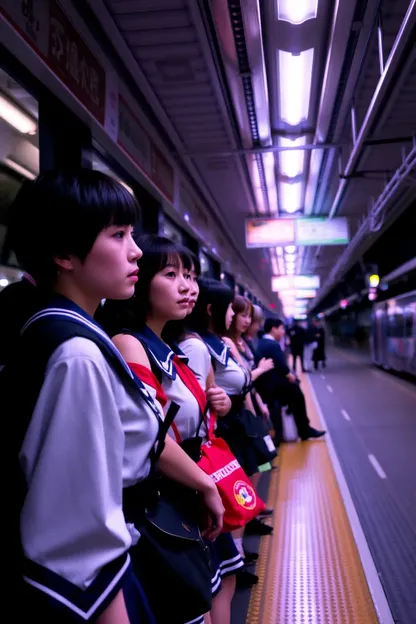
[255,318,325,444]
[311,319,326,370]
[288,320,307,373]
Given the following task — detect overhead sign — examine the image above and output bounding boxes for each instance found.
[279,288,316,300]
[245,218,295,248]
[271,275,320,292]
[295,217,349,246]
[294,289,316,299]
[245,216,349,248]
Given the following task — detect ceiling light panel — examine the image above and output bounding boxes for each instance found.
[279,136,306,178]
[0,93,37,135]
[277,0,319,25]
[278,49,314,126]
[280,181,303,213]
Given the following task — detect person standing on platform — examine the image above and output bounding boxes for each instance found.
[255,318,325,444]
[312,319,327,370]
[304,321,318,371]
[288,320,307,373]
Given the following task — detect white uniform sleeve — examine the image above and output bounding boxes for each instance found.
[179,337,211,390]
[20,338,132,620]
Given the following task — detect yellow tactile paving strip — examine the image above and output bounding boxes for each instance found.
[246,375,379,624]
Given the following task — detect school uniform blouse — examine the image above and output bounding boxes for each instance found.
[179,336,211,390]
[199,332,250,396]
[131,325,205,443]
[18,308,163,620]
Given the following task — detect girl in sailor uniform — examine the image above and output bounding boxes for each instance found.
[5,171,223,623]
[101,237,243,624]
[164,253,245,624]
[185,278,273,586]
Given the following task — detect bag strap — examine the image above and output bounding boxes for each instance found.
[171,402,213,445]
[21,311,167,465]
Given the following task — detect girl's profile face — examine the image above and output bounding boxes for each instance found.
[187,266,199,314]
[69,224,142,301]
[148,257,191,322]
[235,308,252,334]
[225,302,235,331]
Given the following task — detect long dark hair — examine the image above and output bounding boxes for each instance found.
[187,277,234,337]
[98,235,193,336]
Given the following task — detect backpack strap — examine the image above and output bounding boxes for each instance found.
[20,310,167,464]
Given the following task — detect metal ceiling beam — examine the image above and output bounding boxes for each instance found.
[185,142,339,156]
[311,140,416,309]
[327,0,416,220]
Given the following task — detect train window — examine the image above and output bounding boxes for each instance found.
[199,250,211,277]
[160,214,183,245]
[0,69,39,270]
[387,314,404,338]
[404,312,413,338]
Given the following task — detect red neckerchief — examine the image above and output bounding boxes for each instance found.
[128,362,167,408]
[172,355,207,416]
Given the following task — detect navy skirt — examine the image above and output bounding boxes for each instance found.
[209,532,244,597]
[17,560,155,623]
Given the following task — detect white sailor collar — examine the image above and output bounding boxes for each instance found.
[134,325,188,380]
[199,331,230,366]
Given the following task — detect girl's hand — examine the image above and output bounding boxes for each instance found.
[206,386,231,417]
[258,357,274,373]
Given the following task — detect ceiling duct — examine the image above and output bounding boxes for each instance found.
[210,0,277,215]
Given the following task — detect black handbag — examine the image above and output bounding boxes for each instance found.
[125,483,212,624]
[239,408,277,465]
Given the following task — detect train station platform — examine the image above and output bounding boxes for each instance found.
[233,348,416,624]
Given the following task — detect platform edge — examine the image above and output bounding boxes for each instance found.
[305,375,395,624]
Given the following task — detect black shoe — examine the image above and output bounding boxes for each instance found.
[236,569,259,589]
[245,518,273,535]
[301,427,326,441]
[243,550,259,566]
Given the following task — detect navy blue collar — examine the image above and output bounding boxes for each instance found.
[199,331,229,366]
[21,295,160,414]
[134,325,188,381]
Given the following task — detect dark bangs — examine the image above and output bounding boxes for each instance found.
[136,235,193,275]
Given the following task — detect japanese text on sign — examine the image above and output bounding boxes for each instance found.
[48,2,105,123]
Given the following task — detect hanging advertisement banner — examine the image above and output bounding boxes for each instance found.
[245,218,296,248]
[245,216,349,248]
[271,275,320,292]
[295,217,349,246]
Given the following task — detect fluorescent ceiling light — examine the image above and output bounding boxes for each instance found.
[285,245,296,254]
[3,157,36,180]
[278,49,314,126]
[0,93,37,135]
[280,181,303,213]
[277,0,318,25]
[0,278,9,288]
[279,136,306,178]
